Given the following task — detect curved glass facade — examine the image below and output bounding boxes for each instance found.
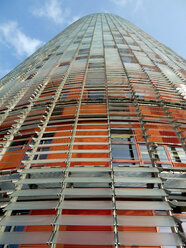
[0,13,185,247]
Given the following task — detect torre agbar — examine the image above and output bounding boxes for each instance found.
[0,13,186,248]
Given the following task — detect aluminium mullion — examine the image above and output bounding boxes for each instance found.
[110,15,184,247]
[103,14,119,248]
[49,15,98,248]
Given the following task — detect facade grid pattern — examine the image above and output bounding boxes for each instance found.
[0,13,186,247]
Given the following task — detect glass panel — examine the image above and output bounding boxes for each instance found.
[27,158,66,164]
[15,178,62,184]
[0,215,54,226]
[167,189,186,193]
[69,158,110,162]
[114,167,158,172]
[164,179,186,189]
[5,201,58,210]
[116,201,172,210]
[115,189,166,197]
[64,177,111,183]
[59,200,113,209]
[12,189,61,197]
[168,146,186,163]
[62,188,112,197]
[20,167,65,174]
[140,145,151,160]
[170,200,186,207]
[156,146,168,161]
[118,232,182,246]
[53,231,114,245]
[112,144,138,160]
[161,167,186,172]
[114,177,161,183]
[117,216,176,226]
[88,91,104,99]
[67,167,111,172]
[0,231,51,244]
[55,215,113,226]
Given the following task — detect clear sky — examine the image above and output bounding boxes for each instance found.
[0,0,186,79]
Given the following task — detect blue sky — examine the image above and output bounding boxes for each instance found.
[0,0,186,79]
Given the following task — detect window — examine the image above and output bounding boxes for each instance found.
[26,73,36,80]
[88,64,104,69]
[168,147,186,163]
[58,61,70,67]
[9,140,28,148]
[88,91,104,99]
[119,48,131,55]
[143,66,155,71]
[156,146,168,161]
[140,145,151,160]
[111,129,134,142]
[39,139,53,145]
[42,133,55,138]
[112,144,138,160]
[122,56,136,63]
[33,147,50,160]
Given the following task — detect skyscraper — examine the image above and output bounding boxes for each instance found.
[0,13,185,247]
